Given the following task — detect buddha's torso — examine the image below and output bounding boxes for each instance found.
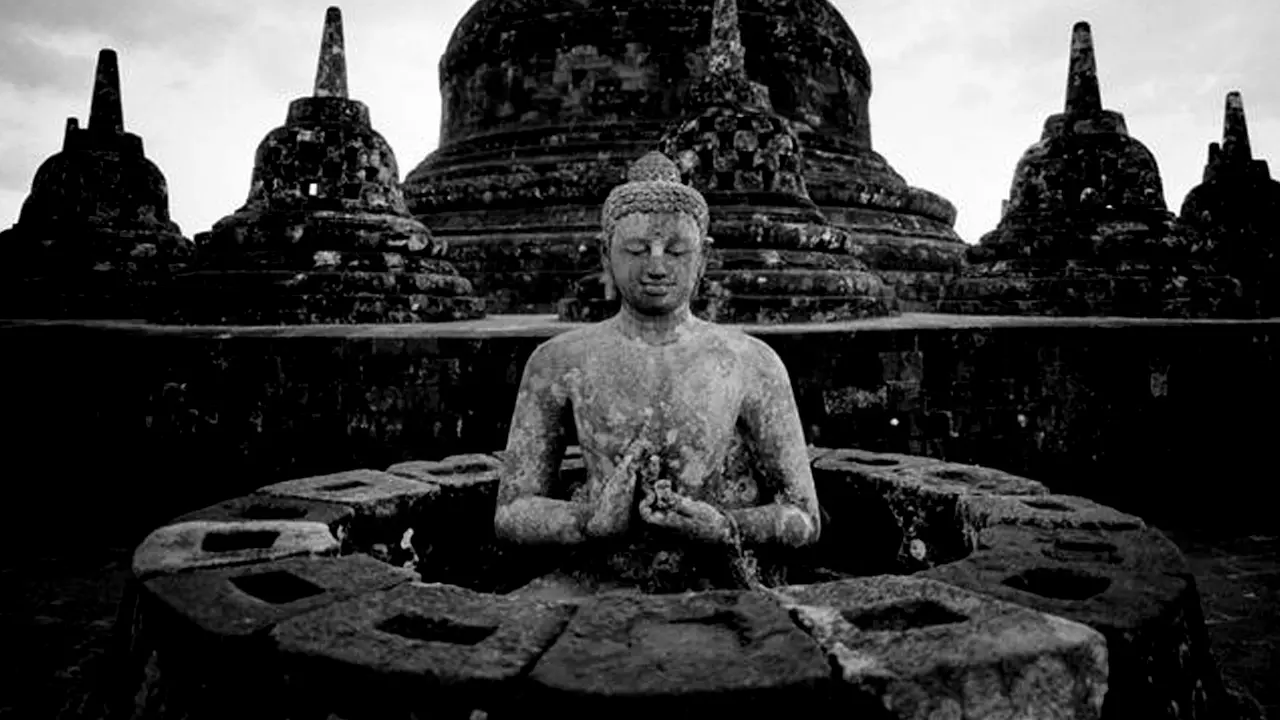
[550,316,762,512]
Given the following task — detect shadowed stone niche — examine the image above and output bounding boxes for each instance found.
[165,7,484,325]
[95,447,1263,719]
[404,0,962,314]
[559,0,898,324]
[0,49,192,320]
[1179,92,1280,318]
[942,22,1248,319]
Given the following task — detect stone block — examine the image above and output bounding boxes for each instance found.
[775,575,1109,719]
[169,494,355,549]
[272,581,577,717]
[920,524,1221,719]
[142,553,415,640]
[528,590,832,716]
[387,454,505,587]
[259,469,438,552]
[961,493,1145,531]
[132,520,340,581]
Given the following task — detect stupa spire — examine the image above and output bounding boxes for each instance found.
[1221,91,1252,162]
[89,48,124,134]
[708,0,747,80]
[1064,21,1102,116]
[313,6,348,99]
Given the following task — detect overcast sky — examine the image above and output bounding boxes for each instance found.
[0,0,1276,244]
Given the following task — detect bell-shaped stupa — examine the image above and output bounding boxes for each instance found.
[1179,92,1280,315]
[405,0,962,314]
[942,22,1246,318]
[169,7,484,325]
[0,49,192,319]
[560,0,896,323]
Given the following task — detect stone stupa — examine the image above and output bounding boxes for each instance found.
[1179,91,1280,316]
[404,0,963,314]
[942,21,1246,318]
[167,7,485,325]
[559,0,897,324]
[0,49,192,319]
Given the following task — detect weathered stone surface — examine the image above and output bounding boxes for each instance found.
[945,22,1250,319]
[920,523,1226,719]
[170,494,356,550]
[775,575,1109,719]
[131,520,340,581]
[407,0,960,313]
[528,590,831,713]
[259,469,437,559]
[0,48,192,320]
[171,7,483,325]
[962,493,1144,532]
[142,553,415,639]
[272,581,577,717]
[812,450,1054,575]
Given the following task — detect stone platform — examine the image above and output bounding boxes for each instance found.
[94,447,1261,719]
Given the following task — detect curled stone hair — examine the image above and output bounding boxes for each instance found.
[601,151,711,244]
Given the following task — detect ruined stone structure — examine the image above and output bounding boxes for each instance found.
[0,49,191,319]
[405,0,962,314]
[168,7,484,325]
[942,22,1246,318]
[1179,92,1280,317]
[559,0,897,324]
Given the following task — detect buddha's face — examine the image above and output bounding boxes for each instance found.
[606,212,706,316]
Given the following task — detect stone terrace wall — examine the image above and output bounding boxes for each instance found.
[4,314,1277,538]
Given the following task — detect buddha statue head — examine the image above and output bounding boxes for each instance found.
[599,152,712,317]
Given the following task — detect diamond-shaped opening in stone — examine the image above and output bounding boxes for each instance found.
[1021,498,1074,513]
[932,469,977,482]
[851,456,900,467]
[841,599,969,632]
[201,529,281,553]
[1053,539,1118,554]
[435,462,497,476]
[231,570,325,605]
[236,503,309,521]
[318,480,370,493]
[1003,568,1112,601]
[375,614,499,645]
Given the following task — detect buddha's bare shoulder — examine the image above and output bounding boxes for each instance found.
[695,319,788,374]
[524,320,616,368]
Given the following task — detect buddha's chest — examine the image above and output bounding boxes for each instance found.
[558,346,753,503]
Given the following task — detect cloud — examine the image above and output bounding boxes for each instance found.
[0,0,247,92]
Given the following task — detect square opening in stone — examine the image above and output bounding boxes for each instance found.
[236,503,309,520]
[1003,567,1112,601]
[318,480,370,493]
[201,529,281,553]
[841,599,969,632]
[231,570,326,605]
[375,614,499,646]
[635,611,751,652]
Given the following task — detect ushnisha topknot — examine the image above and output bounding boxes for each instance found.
[602,151,710,242]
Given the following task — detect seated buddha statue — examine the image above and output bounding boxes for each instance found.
[494,152,821,595]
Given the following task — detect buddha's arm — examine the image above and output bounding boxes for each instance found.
[493,345,586,545]
[729,344,822,548]
[493,346,645,545]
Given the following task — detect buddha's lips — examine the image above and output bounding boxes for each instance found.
[640,283,674,294]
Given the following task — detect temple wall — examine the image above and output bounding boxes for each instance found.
[5,314,1276,536]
